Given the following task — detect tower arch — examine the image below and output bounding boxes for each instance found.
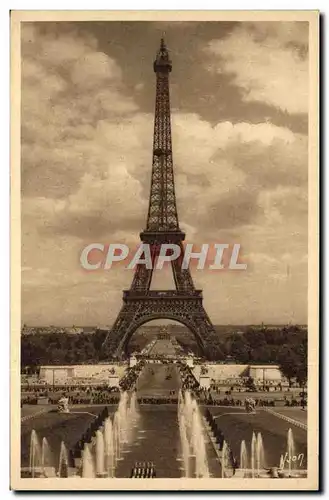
[118,313,206,357]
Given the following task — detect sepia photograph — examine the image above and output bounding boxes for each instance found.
[10,10,319,491]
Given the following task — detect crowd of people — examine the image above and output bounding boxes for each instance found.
[21,384,120,406]
[203,396,307,408]
[177,363,200,391]
[22,390,307,408]
[119,361,145,391]
[64,393,120,405]
[204,397,275,407]
[137,396,178,405]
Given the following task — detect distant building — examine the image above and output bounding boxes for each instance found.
[21,325,98,335]
[21,325,36,336]
[66,326,83,334]
[83,326,97,333]
[21,325,66,335]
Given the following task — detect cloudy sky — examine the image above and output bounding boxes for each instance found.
[21,20,309,326]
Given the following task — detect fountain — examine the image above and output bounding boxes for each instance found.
[104,417,115,477]
[221,440,234,478]
[231,427,307,478]
[250,432,256,478]
[178,414,190,478]
[256,432,266,477]
[273,428,307,478]
[95,430,105,477]
[278,427,305,478]
[41,437,56,477]
[279,454,285,470]
[41,438,50,469]
[117,391,129,444]
[177,390,209,478]
[24,393,307,480]
[27,431,58,477]
[240,440,248,477]
[113,412,121,462]
[110,390,140,460]
[58,441,69,478]
[82,443,95,478]
[79,391,139,477]
[221,440,227,478]
[23,391,158,479]
[29,429,42,477]
[191,400,209,478]
[287,427,295,477]
[128,392,139,424]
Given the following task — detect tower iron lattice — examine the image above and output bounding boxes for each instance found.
[102,39,220,359]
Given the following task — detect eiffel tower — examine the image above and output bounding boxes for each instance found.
[103,39,220,360]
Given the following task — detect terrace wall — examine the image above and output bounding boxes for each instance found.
[39,363,128,384]
[192,364,283,383]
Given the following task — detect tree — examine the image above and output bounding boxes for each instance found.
[277,345,307,386]
[229,334,250,363]
[249,345,272,364]
[244,328,266,349]
[245,376,257,392]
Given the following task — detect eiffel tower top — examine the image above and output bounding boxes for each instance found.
[141,39,184,243]
[153,38,172,73]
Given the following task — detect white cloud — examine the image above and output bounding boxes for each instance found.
[70,52,122,89]
[205,22,308,114]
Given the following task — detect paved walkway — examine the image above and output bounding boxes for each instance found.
[136,363,180,398]
[264,408,307,430]
[270,407,307,424]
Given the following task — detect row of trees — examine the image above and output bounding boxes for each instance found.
[227,326,307,386]
[21,325,307,385]
[21,330,107,369]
